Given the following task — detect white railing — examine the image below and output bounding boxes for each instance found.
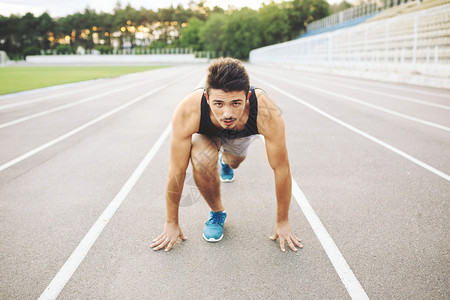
[307,2,382,32]
[306,0,437,34]
[250,4,450,81]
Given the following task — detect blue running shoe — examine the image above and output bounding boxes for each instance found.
[219,153,234,182]
[203,211,227,242]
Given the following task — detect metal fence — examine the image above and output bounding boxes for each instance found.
[306,0,447,34]
[250,4,450,79]
[307,2,382,32]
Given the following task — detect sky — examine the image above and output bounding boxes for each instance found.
[0,0,306,17]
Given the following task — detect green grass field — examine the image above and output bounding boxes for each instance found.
[0,66,169,95]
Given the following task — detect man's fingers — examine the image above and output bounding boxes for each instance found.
[291,234,303,248]
[152,233,164,242]
[152,238,169,251]
[279,237,286,252]
[150,235,166,248]
[165,241,174,252]
[179,234,187,241]
[149,239,160,248]
[291,233,302,242]
[287,238,298,252]
[270,233,278,240]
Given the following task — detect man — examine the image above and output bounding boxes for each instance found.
[151,58,303,252]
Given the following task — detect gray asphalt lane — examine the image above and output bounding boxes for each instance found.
[269,68,450,106]
[0,66,192,165]
[0,65,205,298]
[250,67,449,299]
[59,136,349,300]
[1,64,449,299]
[248,65,450,173]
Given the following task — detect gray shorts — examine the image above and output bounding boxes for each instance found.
[220,135,258,157]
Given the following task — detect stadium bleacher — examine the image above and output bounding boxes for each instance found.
[368,0,450,22]
[249,1,450,89]
[299,12,380,38]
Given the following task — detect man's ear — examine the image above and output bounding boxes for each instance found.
[204,92,209,101]
[247,91,252,100]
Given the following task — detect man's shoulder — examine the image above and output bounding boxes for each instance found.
[254,88,279,114]
[254,87,284,136]
[172,89,203,136]
[180,88,203,107]
[254,87,265,98]
[175,89,203,115]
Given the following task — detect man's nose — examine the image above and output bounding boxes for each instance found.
[223,107,232,118]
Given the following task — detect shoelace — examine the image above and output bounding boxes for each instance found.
[222,164,232,175]
[220,159,232,175]
[206,212,225,225]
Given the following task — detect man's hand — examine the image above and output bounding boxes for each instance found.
[270,221,303,252]
[150,222,187,252]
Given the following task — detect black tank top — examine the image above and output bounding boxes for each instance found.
[197,87,258,139]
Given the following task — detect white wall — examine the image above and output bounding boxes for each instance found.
[25,54,208,65]
[0,51,7,66]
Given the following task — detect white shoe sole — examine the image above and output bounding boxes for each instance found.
[203,233,223,242]
[220,177,234,183]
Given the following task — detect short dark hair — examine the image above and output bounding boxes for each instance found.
[205,57,250,96]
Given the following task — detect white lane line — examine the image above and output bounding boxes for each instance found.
[0,68,187,129]
[38,123,172,300]
[270,67,450,99]
[251,70,450,132]
[38,76,206,300]
[249,67,450,111]
[0,79,106,101]
[291,178,369,300]
[347,80,450,99]
[0,80,117,110]
[0,80,146,129]
[317,80,450,111]
[258,135,369,299]
[0,66,175,102]
[0,71,196,172]
[254,77,450,182]
[0,67,179,110]
[0,82,117,110]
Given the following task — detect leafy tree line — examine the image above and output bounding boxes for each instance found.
[0,0,351,60]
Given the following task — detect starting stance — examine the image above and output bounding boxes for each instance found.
[151,58,303,252]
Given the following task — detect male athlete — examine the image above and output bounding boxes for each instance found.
[151,58,303,252]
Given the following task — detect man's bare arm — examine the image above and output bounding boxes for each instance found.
[151,92,201,252]
[257,91,303,252]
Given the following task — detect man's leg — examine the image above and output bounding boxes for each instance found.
[222,152,246,169]
[190,134,224,212]
[219,135,255,170]
[191,134,227,242]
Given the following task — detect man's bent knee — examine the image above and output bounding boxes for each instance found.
[191,134,220,173]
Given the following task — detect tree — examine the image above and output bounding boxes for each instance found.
[180,17,204,51]
[330,1,353,14]
[200,13,227,56]
[0,0,335,60]
[36,12,55,50]
[0,15,22,59]
[283,0,330,39]
[17,13,38,48]
[157,5,176,22]
[222,8,262,59]
[259,1,290,46]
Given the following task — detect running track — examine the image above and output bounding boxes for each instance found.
[0,64,448,299]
